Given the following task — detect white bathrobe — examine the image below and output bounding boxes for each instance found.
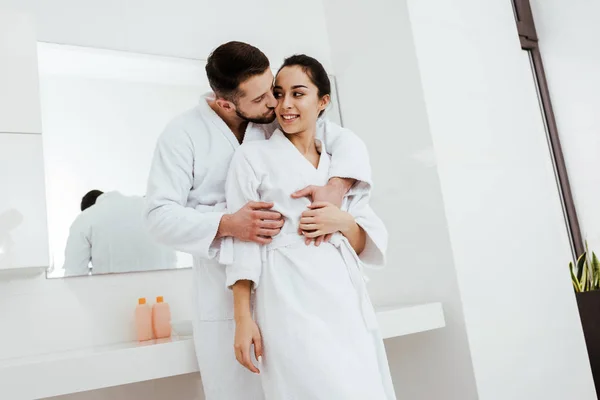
[225,130,395,400]
[145,94,374,400]
[63,191,176,276]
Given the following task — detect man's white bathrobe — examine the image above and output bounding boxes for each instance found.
[225,130,396,400]
[145,94,375,400]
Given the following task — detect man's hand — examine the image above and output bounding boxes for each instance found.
[291,177,354,207]
[219,201,283,244]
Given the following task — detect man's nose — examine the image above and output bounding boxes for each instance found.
[265,91,277,108]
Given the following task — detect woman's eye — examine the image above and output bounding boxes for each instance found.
[293,92,304,97]
[274,92,282,98]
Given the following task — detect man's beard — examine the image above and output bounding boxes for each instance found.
[235,106,276,124]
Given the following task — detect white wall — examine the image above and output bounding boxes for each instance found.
[407,0,595,398]
[322,0,478,398]
[0,1,334,399]
[0,0,334,72]
[530,0,600,256]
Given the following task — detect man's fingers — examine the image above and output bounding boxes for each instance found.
[260,219,285,229]
[253,236,273,245]
[291,186,315,199]
[258,228,280,237]
[248,201,274,210]
[255,210,283,220]
[315,236,324,247]
[323,233,333,242]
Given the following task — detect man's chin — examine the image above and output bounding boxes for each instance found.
[251,113,276,125]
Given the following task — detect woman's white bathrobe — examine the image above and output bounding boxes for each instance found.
[225,130,396,400]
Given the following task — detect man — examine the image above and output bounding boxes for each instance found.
[63,190,176,276]
[145,41,372,399]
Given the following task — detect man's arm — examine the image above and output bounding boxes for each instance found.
[62,216,92,276]
[320,119,372,192]
[292,120,372,206]
[145,122,282,259]
[145,123,227,259]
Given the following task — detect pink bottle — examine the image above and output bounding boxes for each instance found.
[152,296,172,339]
[135,297,153,342]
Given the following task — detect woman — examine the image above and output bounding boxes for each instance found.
[225,55,396,399]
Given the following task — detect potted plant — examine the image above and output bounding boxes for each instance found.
[570,242,600,394]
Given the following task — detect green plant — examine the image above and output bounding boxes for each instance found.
[570,242,600,292]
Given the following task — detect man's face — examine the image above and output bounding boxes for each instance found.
[234,69,277,124]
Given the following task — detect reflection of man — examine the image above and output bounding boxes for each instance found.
[145,42,372,400]
[63,190,176,276]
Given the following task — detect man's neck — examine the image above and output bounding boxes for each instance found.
[208,100,248,143]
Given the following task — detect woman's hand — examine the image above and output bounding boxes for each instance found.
[234,316,263,374]
[298,201,354,246]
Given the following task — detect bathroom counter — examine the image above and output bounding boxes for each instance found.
[0,302,444,399]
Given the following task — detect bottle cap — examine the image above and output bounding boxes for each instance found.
[156,296,164,303]
[138,298,146,305]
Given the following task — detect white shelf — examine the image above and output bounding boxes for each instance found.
[0,302,444,399]
[0,266,47,280]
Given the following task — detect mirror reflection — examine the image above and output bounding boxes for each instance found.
[40,42,342,278]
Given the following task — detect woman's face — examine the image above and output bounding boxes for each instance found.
[273,66,329,135]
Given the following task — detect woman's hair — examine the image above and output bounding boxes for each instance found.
[278,55,331,116]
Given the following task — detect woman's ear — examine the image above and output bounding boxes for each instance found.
[318,94,331,113]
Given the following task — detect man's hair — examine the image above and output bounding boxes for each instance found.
[205,41,270,101]
[81,190,104,211]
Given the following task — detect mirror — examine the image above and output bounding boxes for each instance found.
[39,42,343,278]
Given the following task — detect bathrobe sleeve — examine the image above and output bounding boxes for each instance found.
[145,122,225,260]
[318,119,373,194]
[62,214,92,276]
[345,191,388,268]
[224,147,263,289]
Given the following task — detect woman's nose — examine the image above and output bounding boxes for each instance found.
[281,94,293,109]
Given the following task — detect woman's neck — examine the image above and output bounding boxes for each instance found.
[285,126,318,157]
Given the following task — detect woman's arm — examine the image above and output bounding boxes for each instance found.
[339,216,367,255]
[232,280,262,374]
[224,147,264,373]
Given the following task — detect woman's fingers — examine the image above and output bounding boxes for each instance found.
[315,236,324,246]
[303,230,323,239]
[243,349,260,374]
[236,342,259,374]
[299,216,316,224]
[299,223,319,231]
[254,333,263,364]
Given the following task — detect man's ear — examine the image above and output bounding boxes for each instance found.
[215,97,235,112]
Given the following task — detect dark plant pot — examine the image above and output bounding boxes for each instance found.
[576,290,600,395]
